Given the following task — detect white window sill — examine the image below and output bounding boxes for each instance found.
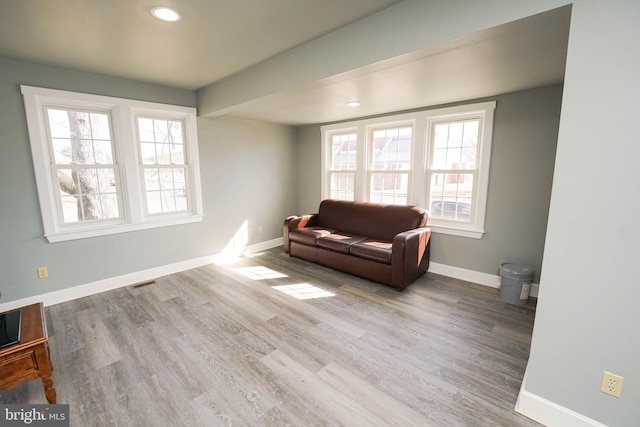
[428,224,485,239]
[45,215,204,243]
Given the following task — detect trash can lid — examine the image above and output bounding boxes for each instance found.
[500,263,534,275]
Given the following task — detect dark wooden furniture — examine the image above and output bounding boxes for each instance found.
[0,303,56,404]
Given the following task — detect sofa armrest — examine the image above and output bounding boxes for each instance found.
[283,214,319,253]
[391,227,432,290]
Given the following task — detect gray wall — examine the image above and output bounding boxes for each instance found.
[524,1,640,425]
[294,85,562,283]
[0,58,297,303]
[294,125,322,213]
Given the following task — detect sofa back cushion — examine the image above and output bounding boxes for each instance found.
[317,199,427,241]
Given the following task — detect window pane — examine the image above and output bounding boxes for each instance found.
[331,133,357,171]
[47,109,70,138]
[446,148,462,169]
[431,120,479,170]
[156,143,172,165]
[146,192,162,214]
[370,172,408,205]
[95,169,113,193]
[330,172,354,201]
[47,108,114,167]
[93,140,113,164]
[137,118,186,166]
[448,122,464,147]
[159,168,174,189]
[429,173,474,222]
[171,144,184,164]
[90,113,111,140]
[434,124,449,149]
[140,142,157,164]
[52,138,72,164]
[463,121,479,147]
[98,194,120,219]
[372,127,412,171]
[461,148,476,169]
[56,167,119,224]
[144,168,160,190]
[175,194,188,211]
[161,191,177,211]
[60,194,79,223]
[167,120,183,145]
[138,118,155,142]
[143,166,188,214]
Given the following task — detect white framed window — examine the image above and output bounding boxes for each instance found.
[21,86,203,243]
[321,101,495,238]
[323,130,358,201]
[368,125,413,205]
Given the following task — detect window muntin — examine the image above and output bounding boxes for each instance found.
[21,85,203,243]
[321,101,494,238]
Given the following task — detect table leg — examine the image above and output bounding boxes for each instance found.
[37,343,56,404]
[42,375,57,404]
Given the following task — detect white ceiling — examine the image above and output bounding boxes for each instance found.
[0,0,404,90]
[0,0,570,125]
[233,7,571,125]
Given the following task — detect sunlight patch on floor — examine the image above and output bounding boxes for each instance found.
[272,283,335,300]
[232,266,288,280]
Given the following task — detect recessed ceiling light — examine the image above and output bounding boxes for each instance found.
[346,101,361,107]
[151,7,182,22]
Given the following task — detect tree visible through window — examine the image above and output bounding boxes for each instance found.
[22,85,203,242]
[328,132,357,201]
[369,126,412,205]
[138,118,189,214]
[46,108,119,223]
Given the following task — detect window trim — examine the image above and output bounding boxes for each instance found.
[21,85,203,243]
[321,101,495,239]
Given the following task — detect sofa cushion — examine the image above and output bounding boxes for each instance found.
[317,199,427,241]
[288,226,334,246]
[350,239,393,264]
[317,233,367,254]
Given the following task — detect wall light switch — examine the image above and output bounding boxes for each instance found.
[37,266,48,279]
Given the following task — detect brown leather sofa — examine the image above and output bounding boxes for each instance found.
[283,199,431,291]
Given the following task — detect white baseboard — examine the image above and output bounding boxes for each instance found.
[1,240,535,312]
[516,374,607,427]
[427,261,539,298]
[0,238,283,312]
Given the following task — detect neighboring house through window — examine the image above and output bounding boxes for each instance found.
[21,86,203,243]
[325,131,357,201]
[321,101,495,238]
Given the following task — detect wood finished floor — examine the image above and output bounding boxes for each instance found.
[0,247,541,426]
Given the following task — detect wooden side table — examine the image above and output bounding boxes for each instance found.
[0,303,56,404]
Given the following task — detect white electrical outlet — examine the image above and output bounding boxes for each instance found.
[37,266,49,279]
[600,371,624,398]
